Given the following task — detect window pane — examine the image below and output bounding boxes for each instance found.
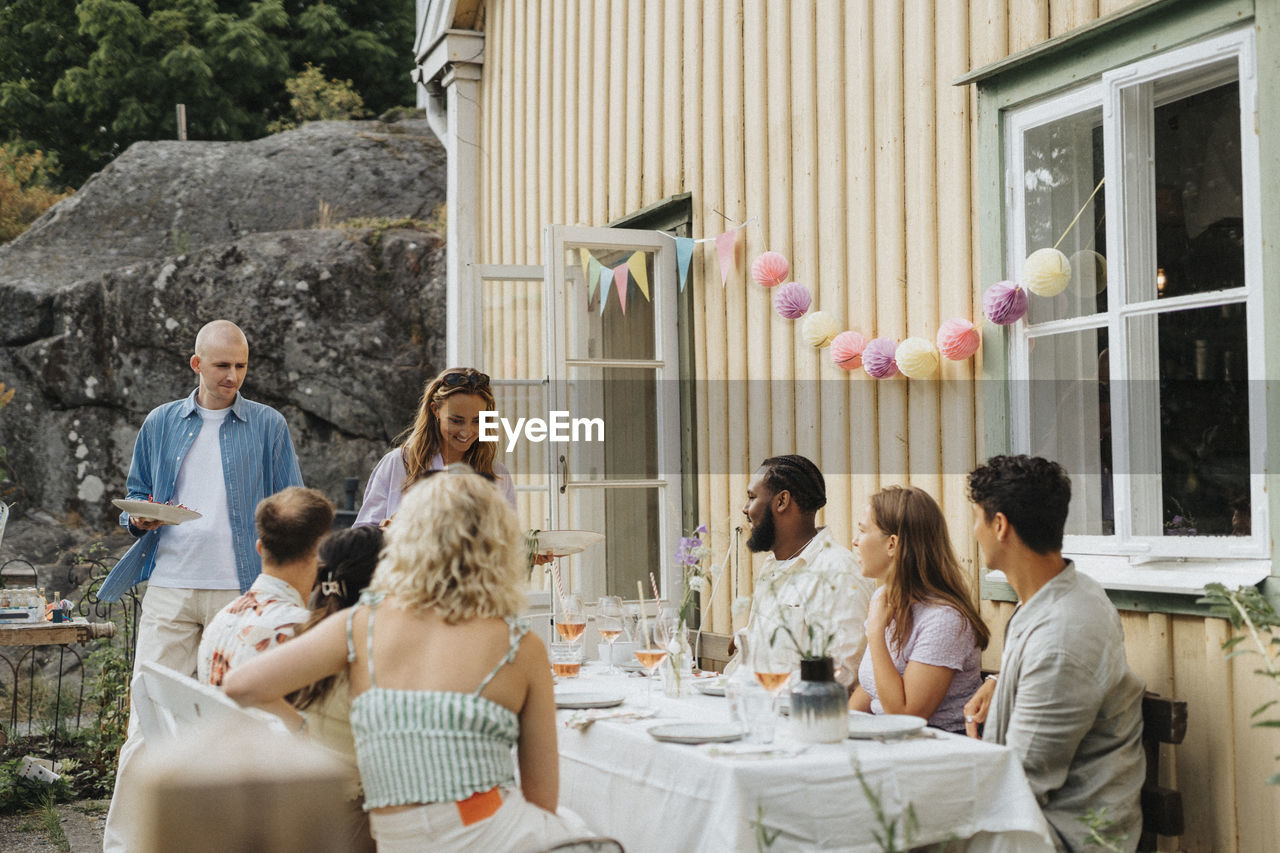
[1027,327,1112,535]
[1021,107,1107,324]
[1125,302,1250,537]
[570,248,657,361]
[1152,79,1243,301]
[564,486,661,599]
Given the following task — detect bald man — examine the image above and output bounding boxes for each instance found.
[102,320,303,852]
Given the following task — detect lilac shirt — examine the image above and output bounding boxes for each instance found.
[353,448,517,526]
[858,587,982,732]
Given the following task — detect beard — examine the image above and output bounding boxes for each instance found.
[746,506,777,553]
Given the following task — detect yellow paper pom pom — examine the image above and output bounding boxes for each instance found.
[801,310,839,348]
[895,337,939,379]
[1023,248,1072,297]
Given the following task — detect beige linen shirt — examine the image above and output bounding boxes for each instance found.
[747,527,875,687]
[984,561,1145,852]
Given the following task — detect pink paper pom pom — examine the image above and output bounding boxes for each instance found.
[936,318,980,360]
[773,282,812,319]
[830,331,867,370]
[863,337,899,379]
[751,251,790,287]
[982,281,1028,325]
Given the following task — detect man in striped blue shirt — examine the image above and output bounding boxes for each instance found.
[102,319,304,852]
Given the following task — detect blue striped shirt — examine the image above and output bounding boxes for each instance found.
[100,390,304,602]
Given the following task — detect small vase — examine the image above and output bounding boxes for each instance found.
[660,621,693,698]
[789,657,848,743]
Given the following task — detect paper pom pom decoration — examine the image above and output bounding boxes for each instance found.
[936,318,980,361]
[773,282,812,319]
[895,338,940,379]
[751,251,790,287]
[1069,249,1107,294]
[863,337,900,379]
[983,281,1028,325]
[801,311,839,348]
[830,331,867,370]
[1023,248,1072,297]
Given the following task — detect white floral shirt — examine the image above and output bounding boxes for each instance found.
[197,573,310,686]
[746,527,875,688]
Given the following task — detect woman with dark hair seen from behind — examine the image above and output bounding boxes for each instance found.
[849,485,988,734]
[224,466,581,852]
[355,367,516,526]
[288,525,384,852]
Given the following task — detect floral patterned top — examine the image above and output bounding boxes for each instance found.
[197,573,310,686]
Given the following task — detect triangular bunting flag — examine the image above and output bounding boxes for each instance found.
[613,264,629,315]
[585,254,603,304]
[675,237,695,292]
[599,266,612,315]
[627,251,650,301]
[715,229,737,288]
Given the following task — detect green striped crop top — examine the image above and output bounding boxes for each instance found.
[347,595,526,809]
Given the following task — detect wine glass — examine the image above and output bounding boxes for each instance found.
[752,639,794,720]
[597,595,625,675]
[633,617,670,707]
[554,593,586,661]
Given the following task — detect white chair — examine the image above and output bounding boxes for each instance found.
[131,660,292,741]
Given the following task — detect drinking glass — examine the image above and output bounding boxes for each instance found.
[633,619,670,707]
[554,594,587,656]
[550,642,582,679]
[752,640,794,726]
[597,595,625,674]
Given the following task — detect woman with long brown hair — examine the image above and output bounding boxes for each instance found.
[849,485,988,733]
[355,367,515,525]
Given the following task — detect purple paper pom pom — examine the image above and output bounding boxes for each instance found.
[982,281,1028,325]
[773,282,812,319]
[863,337,900,379]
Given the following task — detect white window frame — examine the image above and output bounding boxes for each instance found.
[1002,26,1269,593]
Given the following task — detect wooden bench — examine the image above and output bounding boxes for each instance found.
[1140,692,1186,850]
[695,631,733,673]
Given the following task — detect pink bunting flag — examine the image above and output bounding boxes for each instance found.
[613,264,629,315]
[715,229,737,288]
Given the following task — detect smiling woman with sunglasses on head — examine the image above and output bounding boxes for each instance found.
[355,367,516,526]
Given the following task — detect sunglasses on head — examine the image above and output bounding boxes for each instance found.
[440,370,490,391]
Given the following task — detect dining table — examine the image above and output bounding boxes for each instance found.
[553,662,1056,853]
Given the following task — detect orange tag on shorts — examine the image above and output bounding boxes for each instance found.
[455,787,502,826]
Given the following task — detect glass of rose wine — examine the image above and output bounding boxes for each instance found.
[554,594,587,658]
[597,595,625,674]
[633,617,670,707]
[753,639,793,720]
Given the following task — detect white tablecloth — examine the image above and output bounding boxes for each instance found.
[555,664,1055,853]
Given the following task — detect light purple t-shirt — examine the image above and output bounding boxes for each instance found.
[858,587,983,732]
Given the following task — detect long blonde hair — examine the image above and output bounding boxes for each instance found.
[869,486,989,653]
[400,367,498,488]
[369,467,525,622]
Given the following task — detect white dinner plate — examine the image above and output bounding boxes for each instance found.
[113,499,202,525]
[648,722,744,745]
[555,691,625,710]
[847,713,926,740]
[693,678,726,696]
[531,530,605,557]
[617,660,646,673]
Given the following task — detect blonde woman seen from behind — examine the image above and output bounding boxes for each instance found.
[225,468,581,852]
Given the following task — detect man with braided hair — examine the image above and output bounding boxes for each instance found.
[741,455,875,688]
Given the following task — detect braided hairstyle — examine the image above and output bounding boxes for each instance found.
[758,454,827,514]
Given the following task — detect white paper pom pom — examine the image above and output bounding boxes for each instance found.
[895,337,940,379]
[801,310,839,348]
[1023,248,1072,298]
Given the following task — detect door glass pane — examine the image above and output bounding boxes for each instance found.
[569,248,657,361]
[1027,327,1112,535]
[1152,76,1243,300]
[562,366,659,481]
[1021,106,1107,324]
[564,486,661,600]
[1125,302,1249,537]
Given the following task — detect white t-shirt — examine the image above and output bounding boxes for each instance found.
[149,404,241,589]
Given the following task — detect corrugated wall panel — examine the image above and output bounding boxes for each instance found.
[469,3,1280,848]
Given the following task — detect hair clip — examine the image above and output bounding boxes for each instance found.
[320,579,344,597]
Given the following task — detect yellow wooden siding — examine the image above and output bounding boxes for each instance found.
[469,2,1280,848]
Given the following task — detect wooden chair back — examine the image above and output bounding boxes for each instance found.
[132,660,291,742]
[1140,692,1187,850]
